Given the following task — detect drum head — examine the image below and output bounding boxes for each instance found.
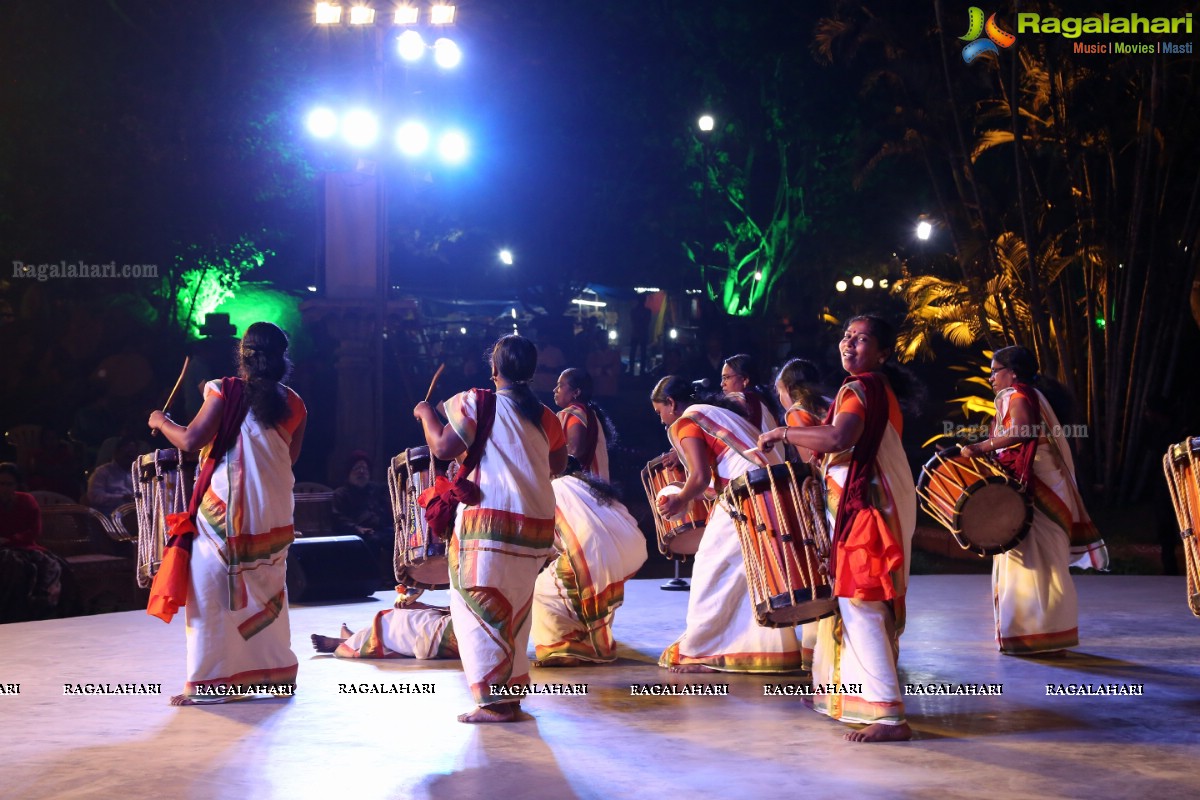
[662,526,704,556]
[958,480,1030,554]
[655,483,689,521]
[396,557,449,590]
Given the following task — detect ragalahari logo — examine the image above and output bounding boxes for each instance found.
[960,7,1017,63]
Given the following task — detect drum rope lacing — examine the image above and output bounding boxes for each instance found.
[133,450,188,589]
[1162,439,1200,617]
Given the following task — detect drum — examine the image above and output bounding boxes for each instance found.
[1163,436,1200,617]
[132,449,197,588]
[916,445,1033,557]
[388,446,455,590]
[725,461,837,627]
[641,453,711,558]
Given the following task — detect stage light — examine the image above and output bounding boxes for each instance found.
[430,4,455,24]
[437,130,468,164]
[880,278,889,289]
[394,5,419,24]
[460,326,467,334]
[835,280,848,292]
[433,37,461,69]
[669,328,678,340]
[315,3,343,24]
[608,329,618,342]
[754,271,762,281]
[863,278,875,289]
[348,5,375,24]
[342,108,380,148]
[498,249,514,266]
[395,121,430,156]
[397,29,426,61]
[306,107,338,139]
[307,285,318,293]
[916,219,932,240]
[852,275,863,286]
[698,114,714,132]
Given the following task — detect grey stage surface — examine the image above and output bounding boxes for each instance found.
[1,574,1197,800]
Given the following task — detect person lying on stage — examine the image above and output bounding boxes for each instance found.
[411,334,566,724]
[553,368,614,481]
[147,322,307,706]
[651,376,805,675]
[311,457,647,668]
[720,353,780,435]
[959,346,1107,656]
[757,315,915,743]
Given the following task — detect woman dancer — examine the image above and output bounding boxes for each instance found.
[652,376,804,673]
[960,345,1107,655]
[148,322,306,705]
[758,316,915,742]
[413,335,566,723]
[553,367,613,480]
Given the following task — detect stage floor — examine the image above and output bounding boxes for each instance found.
[2,574,1197,800]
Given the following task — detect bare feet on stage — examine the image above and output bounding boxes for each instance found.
[533,657,585,668]
[844,722,912,743]
[170,694,196,706]
[340,623,355,638]
[311,633,347,653]
[458,702,522,724]
[668,664,718,674]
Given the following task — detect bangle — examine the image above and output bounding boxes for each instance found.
[783,427,792,445]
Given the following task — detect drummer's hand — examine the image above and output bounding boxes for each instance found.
[661,450,680,469]
[658,493,683,519]
[757,426,786,453]
[748,448,770,468]
[148,410,169,432]
[960,443,981,458]
[413,401,434,424]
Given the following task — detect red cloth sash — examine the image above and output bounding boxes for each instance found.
[823,373,894,595]
[992,382,1039,487]
[147,377,249,623]
[418,389,496,539]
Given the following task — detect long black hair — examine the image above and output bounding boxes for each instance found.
[490,334,544,425]
[560,455,620,506]
[776,358,828,418]
[238,321,293,429]
[651,375,750,420]
[993,345,1074,423]
[559,367,618,445]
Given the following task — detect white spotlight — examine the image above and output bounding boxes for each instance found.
[916,219,933,240]
[397,29,426,61]
[498,249,514,266]
[306,107,338,139]
[314,3,343,24]
[863,278,875,289]
[852,275,864,286]
[342,109,379,148]
[395,121,430,156]
[835,280,848,292]
[433,38,462,69]
[437,130,469,164]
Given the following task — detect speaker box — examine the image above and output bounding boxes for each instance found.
[287,535,378,603]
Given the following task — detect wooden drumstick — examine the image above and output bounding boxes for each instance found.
[424,363,445,404]
[152,356,190,437]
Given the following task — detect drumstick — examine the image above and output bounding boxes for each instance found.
[152,356,190,438]
[423,363,445,404]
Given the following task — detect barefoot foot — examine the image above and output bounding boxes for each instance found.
[668,664,718,674]
[844,722,912,743]
[170,694,196,706]
[311,634,344,653]
[457,702,521,724]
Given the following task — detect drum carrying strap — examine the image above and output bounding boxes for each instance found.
[147,377,249,624]
[822,373,890,587]
[419,388,496,539]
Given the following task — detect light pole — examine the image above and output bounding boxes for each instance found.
[305,3,466,474]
